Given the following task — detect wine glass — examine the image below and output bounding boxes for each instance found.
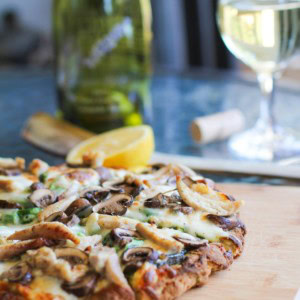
[217,0,300,160]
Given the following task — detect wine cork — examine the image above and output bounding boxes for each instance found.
[190,109,245,144]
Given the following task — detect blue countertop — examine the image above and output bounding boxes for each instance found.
[1,68,299,185]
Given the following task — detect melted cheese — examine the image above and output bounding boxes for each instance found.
[85,213,101,235]
[0,223,32,237]
[0,175,33,192]
[0,261,15,274]
[126,204,229,242]
[0,175,34,204]
[45,168,100,195]
[31,276,77,300]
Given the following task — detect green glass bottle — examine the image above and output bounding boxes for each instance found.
[53,0,152,132]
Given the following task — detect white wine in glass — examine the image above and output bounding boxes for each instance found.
[217,0,300,160]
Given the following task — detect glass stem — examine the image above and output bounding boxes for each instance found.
[256,73,276,134]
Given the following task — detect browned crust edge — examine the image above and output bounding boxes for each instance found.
[0,281,58,300]
[133,217,246,300]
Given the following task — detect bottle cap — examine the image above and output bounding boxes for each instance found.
[190,109,245,144]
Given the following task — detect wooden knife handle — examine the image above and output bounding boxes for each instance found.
[22,112,94,156]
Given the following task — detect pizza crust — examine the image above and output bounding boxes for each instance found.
[0,159,247,300]
[133,242,235,300]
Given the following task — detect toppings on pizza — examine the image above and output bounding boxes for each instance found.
[61,271,98,297]
[0,200,22,209]
[54,247,89,266]
[24,246,88,282]
[109,228,140,248]
[93,193,133,215]
[136,223,184,253]
[177,177,243,216]
[28,188,56,208]
[0,157,25,176]
[97,215,139,230]
[89,247,135,297]
[173,236,207,250]
[28,159,49,177]
[7,222,80,245]
[122,247,159,274]
[0,156,246,300]
[38,197,76,223]
[0,239,51,261]
[0,262,33,285]
[65,198,93,218]
[105,252,133,290]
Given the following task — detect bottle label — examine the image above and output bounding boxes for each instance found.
[84,17,132,68]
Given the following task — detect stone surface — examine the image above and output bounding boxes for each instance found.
[0,69,299,184]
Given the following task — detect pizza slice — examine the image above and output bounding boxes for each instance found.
[0,157,246,300]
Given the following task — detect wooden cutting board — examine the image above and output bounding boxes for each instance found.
[181,184,300,300]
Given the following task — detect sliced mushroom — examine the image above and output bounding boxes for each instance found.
[122,247,158,264]
[44,211,80,227]
[94,166,112,183]
[106,175,144,198]
[65,198,93,217]
[122,247,159,274]
[1,262,33,285]
[38,196,77,222]
[61,272,97,297]
[7,222,80,245]
[110,228,140,248]
[144,193,168,208]
[144,193,184,210]
[62,214,81,227]
[0,199,21,209]
[0,238,49,261]
[173,236,207,250]
[55,247,89,265]
[144,193,189,213]
[93,194,132,216]
[30,182,45,192]
[173,206,193,215]
[44,211,67,222]
[136,223,183,253]
[29,189,55,208]
[80,187,110,204]
[207,215,246,234]
[121,184,143,198]
[114,176,144,198]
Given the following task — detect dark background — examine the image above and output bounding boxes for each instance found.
[0,0,234,71]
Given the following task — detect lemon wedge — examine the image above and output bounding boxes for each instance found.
[66,125,155,169]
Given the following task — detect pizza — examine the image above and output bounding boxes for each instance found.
[0,156,246,300]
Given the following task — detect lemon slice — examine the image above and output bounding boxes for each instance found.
[66,125,155,169]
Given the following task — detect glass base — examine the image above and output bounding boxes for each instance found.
[229,123,300,161]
